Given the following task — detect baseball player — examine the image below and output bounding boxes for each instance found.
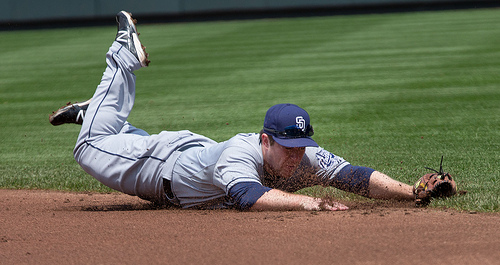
[49,11,456,210]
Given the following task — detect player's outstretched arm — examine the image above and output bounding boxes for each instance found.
[250,189,348,211]
[367,171,414,200]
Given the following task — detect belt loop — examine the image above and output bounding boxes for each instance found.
[177,143,203,152]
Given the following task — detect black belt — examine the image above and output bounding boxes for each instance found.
[163,178,174,199]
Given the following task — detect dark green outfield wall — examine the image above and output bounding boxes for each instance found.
[0,0,493,24]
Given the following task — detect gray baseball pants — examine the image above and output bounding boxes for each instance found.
[73,42,211,204]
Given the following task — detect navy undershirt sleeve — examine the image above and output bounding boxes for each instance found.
[330,165,374,196]
[229,182,272,210]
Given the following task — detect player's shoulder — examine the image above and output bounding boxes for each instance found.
[222,133,261,156]
[228,133,260,146]
[214,133,263,167]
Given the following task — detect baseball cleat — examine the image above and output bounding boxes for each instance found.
[115,11,150,67]
[49,99,91,126]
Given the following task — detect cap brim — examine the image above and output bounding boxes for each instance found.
[272,136,319,148]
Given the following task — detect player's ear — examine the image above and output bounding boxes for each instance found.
[261,133,271,148]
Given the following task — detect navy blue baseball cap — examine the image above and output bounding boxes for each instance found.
[263,103,318,148]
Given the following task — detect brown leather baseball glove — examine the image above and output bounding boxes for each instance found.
[413,157,457,207]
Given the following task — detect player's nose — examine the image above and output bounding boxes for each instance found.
[288,148,304,161]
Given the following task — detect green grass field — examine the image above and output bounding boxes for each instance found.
[0,8,498,212]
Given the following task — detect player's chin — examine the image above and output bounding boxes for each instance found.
[281,166,298,178]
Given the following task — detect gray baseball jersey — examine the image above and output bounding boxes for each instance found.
[73,42,350,209]
[171,133,350,208]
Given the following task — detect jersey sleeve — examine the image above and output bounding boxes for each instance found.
[303,146,351,182]
[228,182,272,210]
[332,165,374,196]
[303,147,374,196]
[212,136,264,194]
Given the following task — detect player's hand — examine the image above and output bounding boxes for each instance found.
[304,198,349,211]
[319,198,349,211]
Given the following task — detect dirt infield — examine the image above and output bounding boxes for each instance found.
[1,189,499,265]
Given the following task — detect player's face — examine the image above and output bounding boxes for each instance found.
[264,141,306,178]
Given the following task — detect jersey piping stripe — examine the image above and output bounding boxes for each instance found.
[87,47,122,139]
[83,46,166,163]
